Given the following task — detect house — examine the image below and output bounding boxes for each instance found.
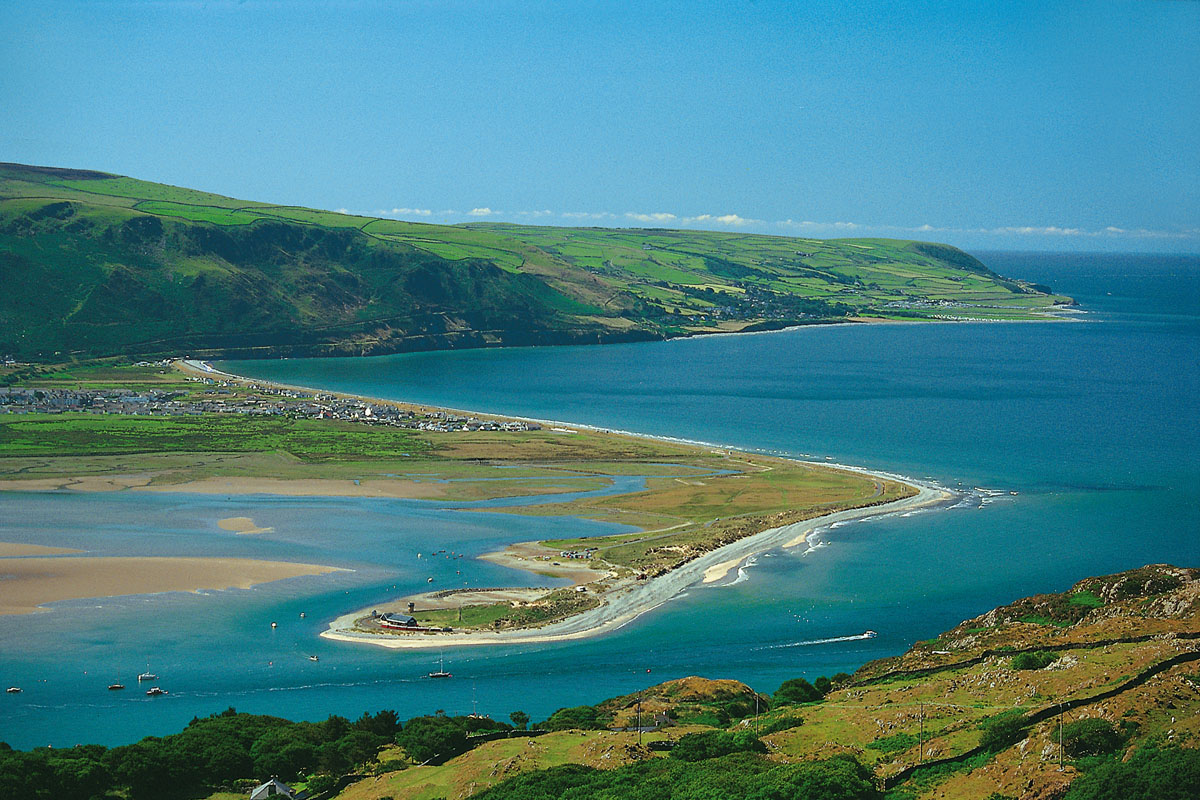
[249,779,308,799]
[379,612,419,629]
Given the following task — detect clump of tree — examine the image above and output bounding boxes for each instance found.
[536,704,611,731]
[773,675,838,706]
[0,707,402,800]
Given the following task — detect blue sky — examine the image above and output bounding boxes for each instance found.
[2,0,1197,252]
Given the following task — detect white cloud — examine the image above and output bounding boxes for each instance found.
[515,209,554,218]
[777,219,861,231]
[468,207,496,217]
[683,213,761,227]
[561,211,615,220]
[335,208,351,215]
[389,207,432,216]
[625,212,678,224]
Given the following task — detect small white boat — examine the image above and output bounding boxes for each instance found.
[864,630,878,638]
[108,683,126,691]
[270,621,278,629]
[428,656,452,679]
[309,655,319,662]
[137,670,157,682]
[145,686,168,696]
[6,687,21,694]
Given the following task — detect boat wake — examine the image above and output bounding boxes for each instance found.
[751,631,878,651]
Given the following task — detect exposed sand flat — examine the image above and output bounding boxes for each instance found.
[0,556,345,616]
[134,476,447,499]
[0,476,153,492]
[217,516,274,535]
[0,542,83,557]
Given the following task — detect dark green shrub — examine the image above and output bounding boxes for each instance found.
[979,712,1030,752]
[670,730,767,761]
[1062,718,1123,757]
[1064,746,1200,799]
[1010,650,1056,670]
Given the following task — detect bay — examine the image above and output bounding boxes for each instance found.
[2,251,1196,748]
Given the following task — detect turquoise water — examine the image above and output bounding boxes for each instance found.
[2,252,1197,748]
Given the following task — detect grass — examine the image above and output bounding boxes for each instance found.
[335,730,671,800]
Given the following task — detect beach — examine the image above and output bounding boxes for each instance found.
[0,555,346,616]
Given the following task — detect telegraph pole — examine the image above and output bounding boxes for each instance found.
[919,703,925,764]
[637,690,643,746]
[755,692,760,736]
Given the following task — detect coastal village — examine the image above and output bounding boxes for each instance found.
[0,361,542,434]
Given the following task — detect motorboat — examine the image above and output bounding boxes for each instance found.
[864,630,878,639]
[5,687,21,694]
[145,686,168,696]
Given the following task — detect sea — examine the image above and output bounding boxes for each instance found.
[1,251,1196,749]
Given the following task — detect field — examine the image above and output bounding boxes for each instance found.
[0,162,1073,362]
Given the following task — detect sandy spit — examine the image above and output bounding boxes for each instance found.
[322,481,954,649]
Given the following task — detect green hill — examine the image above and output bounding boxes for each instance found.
[0,163,1072,362]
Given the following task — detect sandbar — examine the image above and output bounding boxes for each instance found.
[0,542,83,557]
[0,556,345,616]
[218,516,274,535]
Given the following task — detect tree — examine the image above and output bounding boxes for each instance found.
[509,711,530,731]
[773,678,822,706]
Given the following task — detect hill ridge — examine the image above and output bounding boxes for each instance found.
[0,163,1072,362]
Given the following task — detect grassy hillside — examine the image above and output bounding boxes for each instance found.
[0,163,1071,362]
[329,564,1199,800]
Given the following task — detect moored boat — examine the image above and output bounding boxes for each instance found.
[145,686,168,696]
[6,686,21,694]
[108,683,125,691]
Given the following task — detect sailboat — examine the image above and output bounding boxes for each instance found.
[137,662,157,682]
[428,655,452,679]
